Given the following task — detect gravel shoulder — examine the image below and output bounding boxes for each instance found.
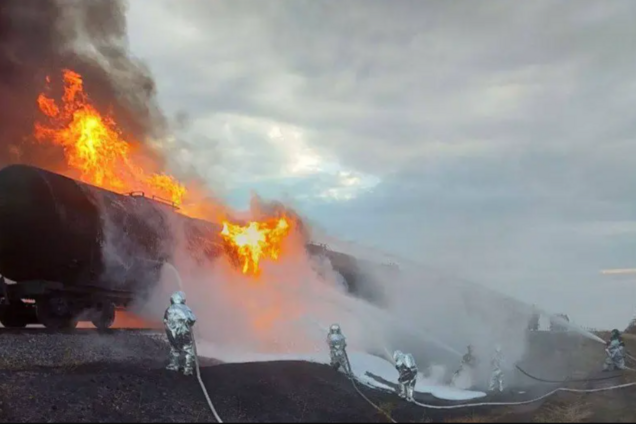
[0,331,500,422]
[0,330,631,423]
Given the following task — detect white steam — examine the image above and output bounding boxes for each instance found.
[126,205,517,384]
[97,194,601,390]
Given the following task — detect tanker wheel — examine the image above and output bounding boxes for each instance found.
[91,303,116,330]
[36,298,78,330]
[0,313,28,328]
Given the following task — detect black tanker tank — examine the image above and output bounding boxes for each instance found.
[0,164,224,295]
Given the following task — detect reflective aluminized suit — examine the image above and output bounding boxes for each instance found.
[489,346,505,392]
[327,324,351,374]
[164,291,197,376]
[451,345,477,387]
[603,330,626,371]
[394,350,418,401]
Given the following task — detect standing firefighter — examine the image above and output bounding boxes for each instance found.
[164,291,197,376]
[451,344,477,388]
[527,310,540,331]
[393,350,418,401]
[327,324,350,374]
[489,345,505,392]
[603,329,626,372]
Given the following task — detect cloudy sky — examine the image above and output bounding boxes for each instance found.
[125,0,636,329]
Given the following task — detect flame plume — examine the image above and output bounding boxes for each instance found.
[34,69,186,205]
[221,217,293,276]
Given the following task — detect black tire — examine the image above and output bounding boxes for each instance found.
[0,314,27,328]
[36,299,78,330]
[90,303,115,330]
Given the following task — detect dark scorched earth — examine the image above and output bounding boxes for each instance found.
[0,329,574,423]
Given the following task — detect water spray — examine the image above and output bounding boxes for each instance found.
[383,346,395,365]
[311,280,462,356]
[532,306,605,344]
[297,281,462,357]
[138,258,184,291]
[322,236,607,346]
[163,261,184,291]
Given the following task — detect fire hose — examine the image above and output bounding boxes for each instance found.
[343,350,398,423]
[185,336,636,420]
[189,336,395,423]
[337,352,636,413]
[190,329,224,423]
[410,381,636,410]
[409,359,636,410]
[515,364,628,383]
[161,263,222,422]
[512,341,636,384]
[625,350,636,363]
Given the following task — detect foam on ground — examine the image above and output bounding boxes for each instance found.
[197,342,486,401]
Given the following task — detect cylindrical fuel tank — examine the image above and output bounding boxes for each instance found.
[0,164,223,293]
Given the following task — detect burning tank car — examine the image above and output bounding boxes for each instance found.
[0,165,388,329]
[0,164,223,329]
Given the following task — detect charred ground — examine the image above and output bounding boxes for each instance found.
[0,329,634,423]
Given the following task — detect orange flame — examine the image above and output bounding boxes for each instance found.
[34,69,186,206]
[34,69,295,276]
[220,216,292,276]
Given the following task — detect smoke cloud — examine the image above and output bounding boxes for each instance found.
[0,0,167,171]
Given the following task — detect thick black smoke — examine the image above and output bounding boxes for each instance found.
[0,0,167,169]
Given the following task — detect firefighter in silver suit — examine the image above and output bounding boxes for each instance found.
[489,345,505,392]
[451,344,477,388]
[327,323,351,374]
[164,291,197,376]
[393,350,418,401]
[603,329,626,371]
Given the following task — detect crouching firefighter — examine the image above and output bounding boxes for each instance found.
[393,350,418,401]
[327,324,351,375]
[603,329,626,372]
[164,291,197,376]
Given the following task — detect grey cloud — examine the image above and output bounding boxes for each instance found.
[146,1,636,181]
[125,0,636,328]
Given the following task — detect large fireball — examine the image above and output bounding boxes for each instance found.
[221,217,293,276]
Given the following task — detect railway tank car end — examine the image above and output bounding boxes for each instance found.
[0,164,204,330]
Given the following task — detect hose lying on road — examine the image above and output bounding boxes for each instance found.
[410,381,636,410]
[515,364,626,383]
[163,264,221,422]
[409,361,636,410]
[625,350,636,363]
[190,342,395,424]
[187,338,636,420]
[191,330,224,423]
[340,350,630,417]
[344,351,398,423]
